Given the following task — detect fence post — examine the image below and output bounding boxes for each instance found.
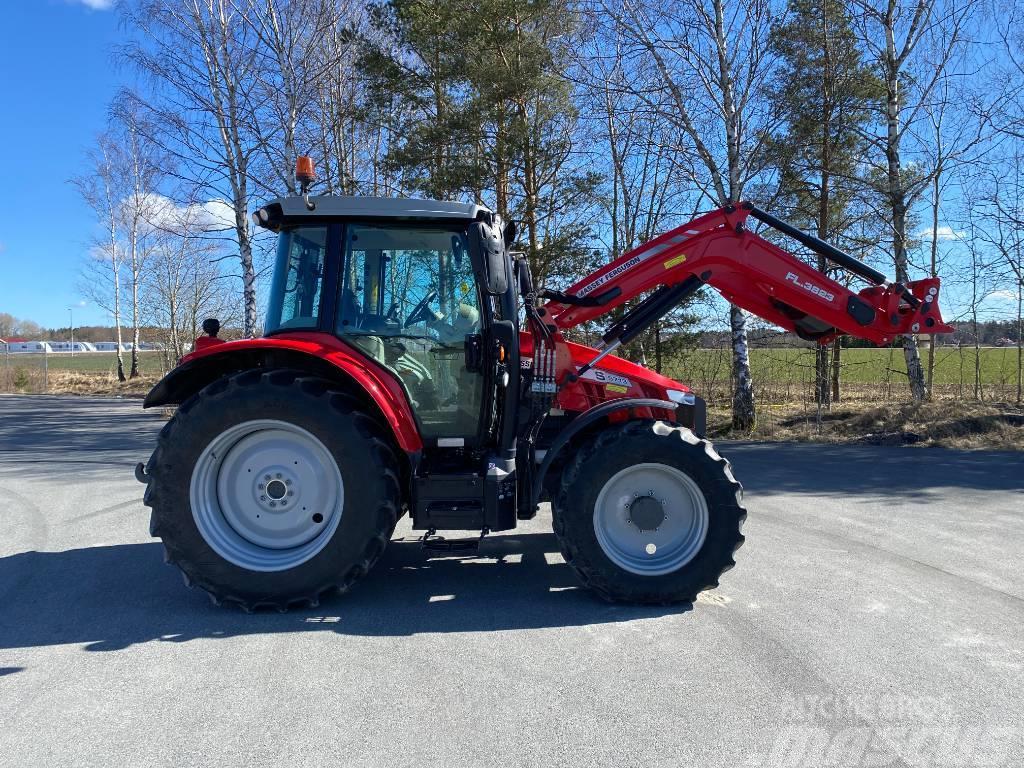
[43,347,48,393]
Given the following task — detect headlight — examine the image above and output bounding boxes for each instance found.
[666,389,696,406]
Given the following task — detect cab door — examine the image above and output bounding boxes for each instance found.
[336,223,487,445]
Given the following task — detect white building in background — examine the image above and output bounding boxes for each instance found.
[3,341,53,353]
[2,339,159,354]
[47,341,97,353]
[92,341,133,352]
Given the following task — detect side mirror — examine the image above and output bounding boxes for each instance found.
[468,220,509,296]
[503,219,517,248]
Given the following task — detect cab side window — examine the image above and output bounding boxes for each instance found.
[265,227,328,332]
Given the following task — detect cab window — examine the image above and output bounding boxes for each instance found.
[265,226,328,332]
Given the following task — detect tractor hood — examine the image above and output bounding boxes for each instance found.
[518,332,691,412]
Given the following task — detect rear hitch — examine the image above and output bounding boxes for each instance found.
[134,462,149,484]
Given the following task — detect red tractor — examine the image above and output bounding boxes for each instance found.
[137,158,951,610]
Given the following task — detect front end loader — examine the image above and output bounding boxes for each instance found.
[137,157,952,610]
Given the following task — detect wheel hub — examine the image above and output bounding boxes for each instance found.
[190,420,344,572]
[593,462,709,576]
[628,496,665,532]
[264,478,288,501]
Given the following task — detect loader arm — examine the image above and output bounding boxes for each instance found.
[540,202,953,354]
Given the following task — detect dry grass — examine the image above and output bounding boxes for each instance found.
[0,369,159,398]
[709,395,1024,451]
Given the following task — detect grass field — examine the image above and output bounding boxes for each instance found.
[2,345,1020,448]
[2,346,1021,399]
[0,351,168,396]
[1,351,169,376]
[661,345,1023,403]
[662,345,1021,384]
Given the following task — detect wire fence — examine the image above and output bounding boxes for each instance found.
[1,344,1020,405]
[661,344,1024,405]
[0,351,170,395]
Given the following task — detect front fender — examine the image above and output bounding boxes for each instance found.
[144,332,423,453]
[531,397,677,504]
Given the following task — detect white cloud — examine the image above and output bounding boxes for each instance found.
[917,225,964,242]
[988,289,1019,303]
[198,199,236,232]
[118,193,236,237]
[73,0,115,10]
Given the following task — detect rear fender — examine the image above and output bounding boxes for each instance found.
[143,333,423,453]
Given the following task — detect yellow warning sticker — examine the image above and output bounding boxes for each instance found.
[663,254,687,269]
[605,384,628,394]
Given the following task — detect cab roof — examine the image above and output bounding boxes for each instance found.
[254,194,490,230]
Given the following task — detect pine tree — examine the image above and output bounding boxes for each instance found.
[767,0,880,406]
[360,0,597,282]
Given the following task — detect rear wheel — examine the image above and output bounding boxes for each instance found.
[552,421,745,604]
[142,369,401,610]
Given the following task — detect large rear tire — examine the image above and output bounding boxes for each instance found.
[141,369,401,611]
[552,420,745,604]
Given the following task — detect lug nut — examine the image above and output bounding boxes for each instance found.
[276,473,282,479]
[285,479,292,486]
[260,495,266,501]
[287,491,294,497]
[264,474,271,481]
[269,501,277,508]
[258,483,265,490]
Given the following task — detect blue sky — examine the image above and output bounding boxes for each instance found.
[0,1,1011,333]
[0,1,123,329]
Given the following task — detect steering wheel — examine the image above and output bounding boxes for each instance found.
[405,290,439,326]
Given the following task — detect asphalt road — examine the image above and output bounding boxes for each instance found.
[1,394,1022,768]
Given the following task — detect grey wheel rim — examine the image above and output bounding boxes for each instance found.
[593,462,709,576]
[190,419,343,572]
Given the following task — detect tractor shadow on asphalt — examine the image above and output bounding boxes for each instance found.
[0,532,686,652]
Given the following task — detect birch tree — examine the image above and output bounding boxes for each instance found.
[311,4,376,194]
[972,157,1024,403]
[122,0,262,337]
[72,134,129,382]
[574,23,700,368]
[852,0,977,400]
[599,0,779,429]
[239,0,351,197]
[144,202,241,363]
[119,114,166,377]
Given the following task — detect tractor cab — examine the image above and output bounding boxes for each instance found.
[258,196,499,443]
[251,191,524,534]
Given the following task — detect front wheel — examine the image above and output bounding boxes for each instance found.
[552,421,745,604]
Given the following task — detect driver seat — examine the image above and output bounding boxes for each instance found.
[338,286,386,365]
